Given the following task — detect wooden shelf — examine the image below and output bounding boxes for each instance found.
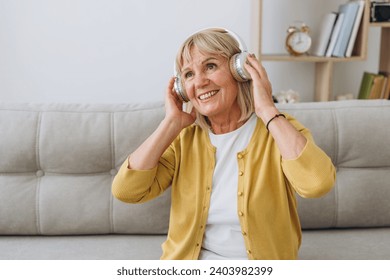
[257,0,390,101]
[261,54,366,62]
[370,22,390,28]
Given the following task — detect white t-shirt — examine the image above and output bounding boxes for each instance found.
[199,114,257,260]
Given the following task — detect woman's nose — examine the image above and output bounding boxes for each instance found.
[194,72,210,88]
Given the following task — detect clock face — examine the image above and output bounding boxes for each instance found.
[287,32,312,54]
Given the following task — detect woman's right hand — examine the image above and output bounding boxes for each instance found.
[127,77,196,171]
[164,77,196,132]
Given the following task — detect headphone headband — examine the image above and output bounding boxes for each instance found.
[173,28,247,75]
[223,28,247,52]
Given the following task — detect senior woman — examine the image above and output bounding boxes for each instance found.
[112,28,335,260]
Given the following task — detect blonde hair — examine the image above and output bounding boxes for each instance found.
[175,28,254,130]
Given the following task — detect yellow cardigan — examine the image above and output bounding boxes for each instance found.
[112,114,336,260]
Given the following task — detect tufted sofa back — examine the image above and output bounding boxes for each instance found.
[278,99,390,229]
[0,103,169,235]
[1,100,389,235]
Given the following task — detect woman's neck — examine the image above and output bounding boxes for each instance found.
[208,111,244,134]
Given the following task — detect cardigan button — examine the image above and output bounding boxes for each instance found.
[246,250,252,255]
[237,154,243,159]
[237,191,243,196]
[239,171,244,176]
[238,211,244,216]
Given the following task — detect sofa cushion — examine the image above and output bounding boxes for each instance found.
[299,228,390,260]
[0,235,166,260]
[1,228,390,260]
[39,112,112,174]
[278,100,390,229]
[0,103,170,235]
[0,110,39,173]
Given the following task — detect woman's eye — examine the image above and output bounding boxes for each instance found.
[184,72,193,79]
[206,63,216,70]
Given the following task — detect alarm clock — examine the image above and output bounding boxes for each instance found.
[285,23,312,56]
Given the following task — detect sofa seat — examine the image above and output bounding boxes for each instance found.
[0,235,165,260]
[299,228,390,260]
[2,228,390,260]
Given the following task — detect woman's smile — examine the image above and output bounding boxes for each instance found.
[198,90,219,101]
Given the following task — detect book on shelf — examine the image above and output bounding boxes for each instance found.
[332,1,360,57]
[379,72,390,100]
[358,72,390,100]
[345,0,365,57]
[325,13,345,57]
[312,12,337,56]
[358,72,374,99]
[369,75,385,99]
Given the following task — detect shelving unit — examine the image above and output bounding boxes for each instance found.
[256,0,390,101]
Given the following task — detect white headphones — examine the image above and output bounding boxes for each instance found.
[173,28,251,102]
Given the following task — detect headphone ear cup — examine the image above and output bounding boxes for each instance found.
[229,52,251,82]
[174,77,189,102]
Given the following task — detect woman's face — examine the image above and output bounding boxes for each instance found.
[181,46,240,121]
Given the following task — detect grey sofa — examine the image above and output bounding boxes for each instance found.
[0,99,389,260]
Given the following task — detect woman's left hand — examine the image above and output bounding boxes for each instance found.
[244,54,308,159]
[244,54,279,122]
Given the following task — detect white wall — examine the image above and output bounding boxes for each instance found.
[0,0,381,103]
